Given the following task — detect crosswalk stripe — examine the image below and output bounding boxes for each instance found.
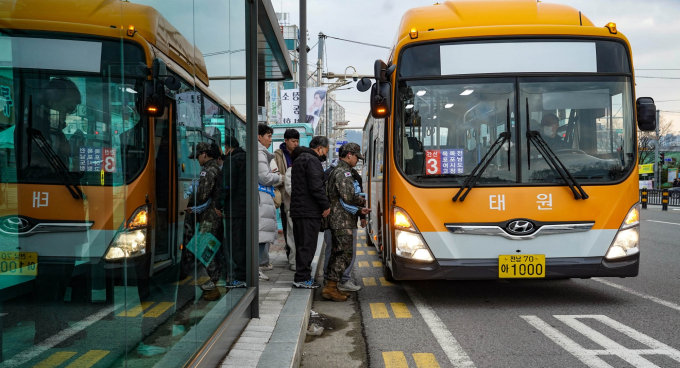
[357,243,362,248]
[372,261,383,267]
[174,276,192,285]
[383,351,409,368]
[370,303,390,319]
[379,277,395,286]
[363,277,377,286]
[358,261,369,267]
[143,302,175,318]
[368,250,377,255]
[194,276,210,286]
[33,351,77,368]
[117,301,154,317]
[363,243,368,247]
[356,251,365,255]
[391,303,412,318]
[413,353,441,368]
[64,350,109,368]
[361,236,366,239]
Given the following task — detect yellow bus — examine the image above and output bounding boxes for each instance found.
[0,0,246,360]
[359,0,657,281]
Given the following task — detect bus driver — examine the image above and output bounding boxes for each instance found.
[539,113,570,151]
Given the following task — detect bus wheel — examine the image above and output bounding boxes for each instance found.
[382,247,395,282]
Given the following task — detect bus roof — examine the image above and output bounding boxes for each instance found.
[0,0,210,86]
[395,0,595,45]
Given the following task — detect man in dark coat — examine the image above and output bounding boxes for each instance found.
[221,136,248,288]
[290,136,330,288]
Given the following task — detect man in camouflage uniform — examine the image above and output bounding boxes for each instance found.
[322,143,371,302]
[185,142,224,301]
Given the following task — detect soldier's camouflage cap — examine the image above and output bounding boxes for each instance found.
[339,142,364,160]
[188,142,212,159]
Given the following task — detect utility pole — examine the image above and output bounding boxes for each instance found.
[655,109,660,189]
[299,0,307,131]
[318,32,330,159]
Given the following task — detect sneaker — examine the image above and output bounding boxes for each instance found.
[293,278,320,289]
[289,264,296,271]
[260,263,274,271]
[200,281,216,291]
[338,280,361,292]
[258,270,270,281]
[216,279,227,287]
[226,280,246,288]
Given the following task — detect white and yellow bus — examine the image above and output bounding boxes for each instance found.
[360,0,657,281]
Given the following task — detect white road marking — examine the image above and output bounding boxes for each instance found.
[523,315,680,368]
[403,283,476,368]
[593,278,680,313]
[0,306,115,368]
[646,220,680,226]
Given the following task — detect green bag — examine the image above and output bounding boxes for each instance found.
[186,223,222,268]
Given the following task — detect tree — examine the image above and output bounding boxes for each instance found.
[638,115,673,165]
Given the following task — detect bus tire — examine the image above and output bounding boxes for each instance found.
[382,247,395,282]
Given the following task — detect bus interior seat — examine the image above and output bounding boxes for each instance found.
[404,136,424,175]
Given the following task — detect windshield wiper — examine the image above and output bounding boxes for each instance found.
[524,98,588,200]
[453,100,512,202]
[27,96,83,200]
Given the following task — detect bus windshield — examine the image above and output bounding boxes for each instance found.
[0,33,148,186]
[395,40,635,187]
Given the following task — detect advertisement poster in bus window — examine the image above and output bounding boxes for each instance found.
[425,149,464,175]
[177,91,201,128]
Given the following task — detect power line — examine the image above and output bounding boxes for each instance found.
[636,76,680,80]
[636,69,680,71]
[335,100,370,103]
[656,99,680,103]
[203,49,245,57]
[324,35,391,50]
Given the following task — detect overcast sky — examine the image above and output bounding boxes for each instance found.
[272,0,680,132]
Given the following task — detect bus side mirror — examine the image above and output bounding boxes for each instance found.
[152,57,181,91]
[636,97,656,131]
[370,81,391,118]
[142,80,166,118]
[357,77,372,92]
[374,59,388,82]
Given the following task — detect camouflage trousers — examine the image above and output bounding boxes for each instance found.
[180,219,223,284]
[327,229,354,282]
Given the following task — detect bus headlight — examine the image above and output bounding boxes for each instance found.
[395,230,434,262]
[605,204,640,260]
[104,205,150,261]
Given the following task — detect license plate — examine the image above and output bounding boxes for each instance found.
[0,252,38,276]
[499,254,545,278]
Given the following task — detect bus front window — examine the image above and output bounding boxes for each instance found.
[395,78,517,184]
[0,34,148,186]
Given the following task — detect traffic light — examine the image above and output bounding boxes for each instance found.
[659,153,665,167]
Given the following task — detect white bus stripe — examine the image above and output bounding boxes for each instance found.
[403,284,476,368]
[593,278,680,312]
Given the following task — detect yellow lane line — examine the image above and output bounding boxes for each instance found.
[33,351,77,368]
[391,303,412,318]
[174,276,192,285]
[194,276,210,286]
[64,350,109,368]
[117,301,154,317]
[379,277,395,286]
[143,302,175,318]
[363,243,368,247]
[383,351,408,368]
[370,303,390,319]
[360,236,366,239]
[357,243,362,248]
[372,261,383,267]
[413,353,441,368]
[367,250,377,255]
[356,251,365,256]
[358,261,369,268]
[363,277,377,286]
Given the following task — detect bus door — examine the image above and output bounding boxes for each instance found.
[152,102,176,270]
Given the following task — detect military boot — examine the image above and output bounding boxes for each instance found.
[203,288,221,301]
[321,280,348,302]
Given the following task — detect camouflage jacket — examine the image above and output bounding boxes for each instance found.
[327,160,364,230]
[192,159,222,238]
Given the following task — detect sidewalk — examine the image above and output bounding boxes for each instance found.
[219,233,324,368]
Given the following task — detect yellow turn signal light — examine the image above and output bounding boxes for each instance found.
[410,28,418,39]
[377,108,386,114]
[624,206,639,226]
[605,22,617,34]
[147,106,158,113]
[129,210,148,228]
[127,25,135,37]
[394,210,412,229]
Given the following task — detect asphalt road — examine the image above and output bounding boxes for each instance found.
[353,208,680,368]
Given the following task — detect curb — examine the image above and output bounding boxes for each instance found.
[256,233,325,368]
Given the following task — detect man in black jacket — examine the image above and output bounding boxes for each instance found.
[221,136,248,288]
[290,136,331,288]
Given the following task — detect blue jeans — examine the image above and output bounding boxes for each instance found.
[323,229,356,282]
[259,242,270,266]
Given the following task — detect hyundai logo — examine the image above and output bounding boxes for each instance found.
[1,217,32,233]
[506,220,535,235]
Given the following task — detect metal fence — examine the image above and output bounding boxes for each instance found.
[640,189,680,207]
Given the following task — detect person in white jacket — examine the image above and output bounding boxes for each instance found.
[257,124,282,280]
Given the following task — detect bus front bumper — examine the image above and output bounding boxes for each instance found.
[391,253,639,280]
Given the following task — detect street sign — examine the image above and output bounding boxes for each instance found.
[665,158,673,162]
[336,141,348,145]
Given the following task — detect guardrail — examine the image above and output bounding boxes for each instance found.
[639,189,680,209]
